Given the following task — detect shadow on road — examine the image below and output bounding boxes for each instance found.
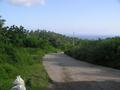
[51,80,120,90]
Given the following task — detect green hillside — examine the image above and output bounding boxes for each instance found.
[0,16,73,90]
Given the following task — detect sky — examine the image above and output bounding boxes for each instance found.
[0,0,120,36]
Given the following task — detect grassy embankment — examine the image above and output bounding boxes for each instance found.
[65,37,120,69]
[0,44,57,90]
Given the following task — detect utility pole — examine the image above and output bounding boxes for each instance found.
[73,32,75,46]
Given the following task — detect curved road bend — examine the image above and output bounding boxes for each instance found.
[43,53,120,90]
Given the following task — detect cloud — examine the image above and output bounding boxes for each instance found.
[9,0,45,6]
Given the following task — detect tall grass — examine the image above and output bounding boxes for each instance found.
[0,46,52,90]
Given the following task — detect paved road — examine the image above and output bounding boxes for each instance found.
[43,53,120,90]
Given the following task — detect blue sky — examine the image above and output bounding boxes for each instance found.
[0,0,120,35]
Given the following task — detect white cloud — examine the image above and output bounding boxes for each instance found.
[9,0,45,6]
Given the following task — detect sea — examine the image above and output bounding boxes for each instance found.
[69,34,120,40]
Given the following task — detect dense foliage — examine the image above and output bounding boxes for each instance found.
[0,16,73,90]
[0,26,73,50]
[65,37,120,69]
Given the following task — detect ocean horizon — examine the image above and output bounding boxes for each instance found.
[67,34,120,40]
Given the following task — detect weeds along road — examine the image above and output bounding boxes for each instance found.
[43,53,120,90]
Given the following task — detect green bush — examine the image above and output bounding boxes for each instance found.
[65,37,120,69]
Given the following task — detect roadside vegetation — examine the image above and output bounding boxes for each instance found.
[0,16,73,90]
[65,37,120,69]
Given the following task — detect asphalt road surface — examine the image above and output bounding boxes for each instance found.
[43,53,120,90]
